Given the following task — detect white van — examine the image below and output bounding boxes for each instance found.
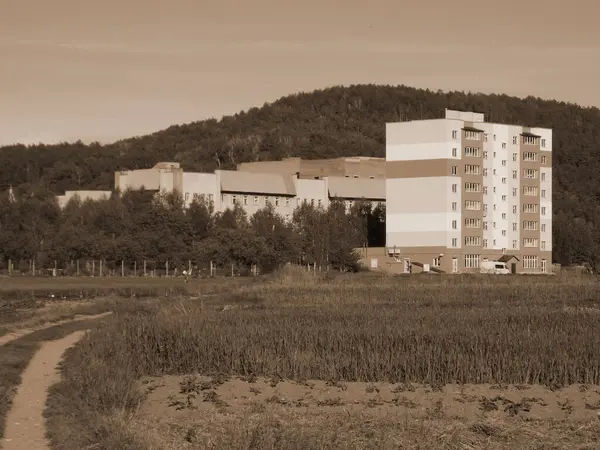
[480,260,510,274]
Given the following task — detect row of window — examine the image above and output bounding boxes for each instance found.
[452,183,548,198]
[450,238,548,250]
[222,193,292,207]
[450,201,549,216]
[451,131,548,149]
[451,166,548,181]
[450,255,547,271]
[451,219,549,233]
[184,193,214,203]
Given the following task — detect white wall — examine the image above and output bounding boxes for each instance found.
[182,172,218,208]
[295,178,328,209]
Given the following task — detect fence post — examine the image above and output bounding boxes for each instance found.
[121,260,125,277]
[143,260,146,277]
[76,260,80,277]
[166,261,169,277]
[32,259,36,276]
[231,263,234,278]
[92,260,95,277]
[134,261,137,277]
[8,259,12,276]
[99,260,103,277]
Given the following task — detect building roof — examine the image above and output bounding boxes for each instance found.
[462,126,484,132]
[497,254,520,263]
[327,177,385,200]
[219,170,296,196]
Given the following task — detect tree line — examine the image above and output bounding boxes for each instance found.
[1,84,600,267]
[0,188,385,275]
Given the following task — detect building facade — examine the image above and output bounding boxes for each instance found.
[113,164,384,220]
[386,109,552,274]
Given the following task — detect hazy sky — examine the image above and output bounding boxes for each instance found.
[1,0,598,145]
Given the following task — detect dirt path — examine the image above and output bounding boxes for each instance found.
[2,330,88,450]
[0,312,111,347]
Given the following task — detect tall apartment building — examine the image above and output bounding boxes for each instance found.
[386,109,552,274]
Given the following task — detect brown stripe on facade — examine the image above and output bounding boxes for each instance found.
[519,138,541,253]
[460,131,484,252]
[386,159,455,179]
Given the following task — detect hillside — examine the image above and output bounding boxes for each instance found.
[1,84,600,267]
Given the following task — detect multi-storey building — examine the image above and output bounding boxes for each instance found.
[386,109,552,274]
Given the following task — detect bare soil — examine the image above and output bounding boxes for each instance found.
[1,331,88,450]
[133,375,600,449]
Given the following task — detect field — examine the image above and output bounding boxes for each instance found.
[3,271,600,449]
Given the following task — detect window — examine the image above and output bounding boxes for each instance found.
[483,168,488,177]
[512,170,518,179]
[483,221,488,230]
[541,224,546,232]
[464,130,481,140]
[452,147,457,157]
[452,184,457,193]
[493,204,497,211]
[513,222,517,231]
[484,133,488,142]
[221,194,227,203]
[464,236,482,247]
[513,136,518,145]
[464,182,481,192]
[483,203,488,212]
[523,221,538,231]
[502,160,507,166]
[452,130,458,139]
[275,197,280,206]
[523,151,537,161]
[512,240,517,249]
[317,199,322,207]
[501,195,507,201]
[523,203,538,213]
[465,200,481,210]
[483,151,488,159]
[502,230,506,236]
[493,134,497,141]
[483,239,488,248]
[541,206,547,216]
[523,169,538,179]
[464,164,481,175]
[513,188,518,196]
[541,139,547,148]
[242,195,248,205]
[523,255,538,269]
[451,238,458,247]
[522,136,538,145]
[541,189,546,199]
[464,254,480,269]
[433,257,441,267]
[184,192,190,202]
[523,186,538,196]
[451,166,458,175]
[523,238,539,248]
[541,155,547,164]
[502,177,507,184]
[502,143,507,149]
[541,241,546,250]
[451,220,457,229]
[452,202,457,211]
[502,213,507,219]
[493,221,496,229]
[285,198,291,207]
[232,195,237,204]
[254,196,260,205]
[464,218,481,228]
[493,169,497,175]
[512,205,517,214]
[483,186,488,195]
[541,172,546,181]
[493,187,496,193]
[464,147,481,157]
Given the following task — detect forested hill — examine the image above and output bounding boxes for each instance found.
[1,84,600,267]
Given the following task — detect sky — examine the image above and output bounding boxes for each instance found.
[1,0,599,145]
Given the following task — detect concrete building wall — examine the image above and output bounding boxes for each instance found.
[181,172,218,208]
[295,178,328,209]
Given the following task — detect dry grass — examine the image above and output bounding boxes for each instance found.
[44,272,600,449]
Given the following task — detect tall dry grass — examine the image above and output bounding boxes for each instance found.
[45,273,600,449]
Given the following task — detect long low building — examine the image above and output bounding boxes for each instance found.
[113,162,385,220]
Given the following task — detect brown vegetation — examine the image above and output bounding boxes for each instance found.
[43,271,600,449]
